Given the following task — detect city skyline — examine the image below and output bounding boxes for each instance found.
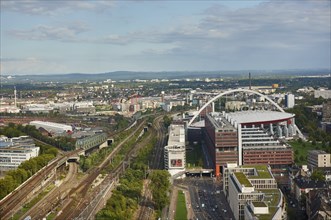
[1,0,330,75]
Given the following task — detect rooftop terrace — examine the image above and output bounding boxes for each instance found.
[234,172,253,187]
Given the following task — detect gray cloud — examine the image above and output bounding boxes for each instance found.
[9,23,89,42]
[1,0,115,16]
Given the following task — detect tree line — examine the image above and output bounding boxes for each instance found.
[0,142,58,199]
[96,132,171,219]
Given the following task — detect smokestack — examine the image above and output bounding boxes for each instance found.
[14,86,17,107]
[249,72,251,90]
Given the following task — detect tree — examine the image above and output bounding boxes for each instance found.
[163,115,172,128]
[149,170,171,210]
[311,170,324,181]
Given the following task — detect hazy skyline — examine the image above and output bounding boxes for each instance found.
[1,0,330,75]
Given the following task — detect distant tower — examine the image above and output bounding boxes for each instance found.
[14,86,17,107]
[161,91,165,103]
[249,72,251,90]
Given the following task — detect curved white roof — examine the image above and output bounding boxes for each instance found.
[227,110,294,124]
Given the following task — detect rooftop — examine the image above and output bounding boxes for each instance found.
[234,172,253,187]
[294,177,327,189]
[257,189,281,220]
[243,165,273,179]
[227,110,294,124]
[252,201,268,207]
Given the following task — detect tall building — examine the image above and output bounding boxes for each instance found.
[164,124,186,176]
[223,163,286,220]
[0,136,40,171]
[204,112,238,176]
[204,111,295,176]
[285,93,295,108]
[307,150,331,169]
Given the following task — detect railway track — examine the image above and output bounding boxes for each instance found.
[150,116,166,169]
[0,149,83,220]
[0,158,59,219]
[21,162,78,220]
[55,120,148,219]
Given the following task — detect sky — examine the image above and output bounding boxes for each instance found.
[1,0,330,75]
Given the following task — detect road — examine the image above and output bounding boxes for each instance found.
[174,177,235,220]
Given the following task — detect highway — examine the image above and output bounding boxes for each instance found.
[175,177,235,220]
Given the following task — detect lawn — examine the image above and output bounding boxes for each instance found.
[175,190,187,220]
[289,140,325,165]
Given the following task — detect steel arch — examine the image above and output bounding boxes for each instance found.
[188,88,304,139]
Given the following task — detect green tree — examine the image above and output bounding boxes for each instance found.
[163,115,172,128]
[311,170,325,181]
[149,170,171,210]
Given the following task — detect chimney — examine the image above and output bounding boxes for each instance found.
[249,72,251,90]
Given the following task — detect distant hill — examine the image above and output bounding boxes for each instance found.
[1,69,330,83]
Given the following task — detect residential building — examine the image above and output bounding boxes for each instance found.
[285,93,295,108]
[292,176,327,201]
[305,189,331,220]
[308,150,331,169]
[314,89,331,99]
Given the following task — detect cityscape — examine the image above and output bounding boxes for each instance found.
[1,1,331,220]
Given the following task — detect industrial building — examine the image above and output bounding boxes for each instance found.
[164,124,186,176]
[307,150,331,169]
[0,136,40,171]
[223,163,286,220]
[30,121,73,134]
[204,110,296,176]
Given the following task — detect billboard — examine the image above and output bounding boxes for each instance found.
[170,159,182,167]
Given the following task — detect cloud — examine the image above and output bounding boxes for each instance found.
[1,0,115,16]
[9,23,89,42]
[0,57,69,74]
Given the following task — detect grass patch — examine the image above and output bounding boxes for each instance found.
[186,143,204,168]
[46,212,57,220]
[257,189,281,220]
[234,172,253,187]
[243,165,272,179]
[175,191,187,220]
[289,140,325,165]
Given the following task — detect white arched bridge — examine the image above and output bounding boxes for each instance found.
[188,88,304,139]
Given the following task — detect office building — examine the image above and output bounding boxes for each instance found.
[0,136,40,171]
[223,163,286,220]
[164,124,186,176]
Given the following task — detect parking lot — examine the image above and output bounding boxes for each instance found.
[175,177,234,220]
